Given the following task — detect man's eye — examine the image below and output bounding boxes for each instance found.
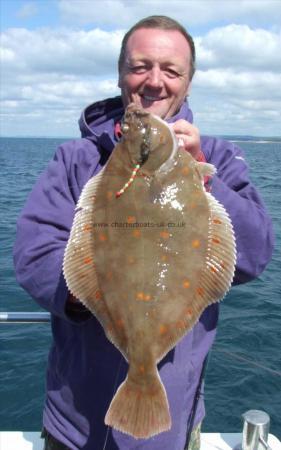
[130,65,147,74]
[166,69,180,78]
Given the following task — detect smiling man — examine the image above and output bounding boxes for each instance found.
[14,15,274,450]
[119,28,191,117]
[119,21,200,159]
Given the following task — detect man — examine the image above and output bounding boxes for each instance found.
[14,16,274,450]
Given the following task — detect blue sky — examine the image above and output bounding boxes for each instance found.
[1,0,61,30]
[2,0,278,33]
[1,0,281,137]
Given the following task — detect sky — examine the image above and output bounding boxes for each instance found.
[1,0,281,137]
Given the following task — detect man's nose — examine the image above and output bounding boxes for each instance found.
[146,67,163,88]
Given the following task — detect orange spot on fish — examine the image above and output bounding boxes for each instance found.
[136,389,141,400]
[138,364,145,374]
[190,202,197,209]
[182,166,190,176]
[127,256,135,264]
[106,191,113,200]
[177,319,185,329]
[84,257,93,265]
[210,266,219,273]
[183,279,190,288]
[106,271,113,280]
[185,308,193,317]
[83,224,92,232]
[116,318,124,329]
[213,218,222,224]
[136,292,151,302]
[196,287,205,296]
[161,255,168,262]
[95,290,102,300]
[127,216,136,223]
[159,324,168,335]
[212,237,221,244]
[133,229,141,238]
[160,231,170,239]
[99,233,107,241]
[192,239,201,248]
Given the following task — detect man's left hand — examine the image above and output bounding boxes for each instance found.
[171,120,201,160]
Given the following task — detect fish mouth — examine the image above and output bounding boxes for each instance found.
[121,104,151,166]
[122,103,150,132]
[139,128,151,164]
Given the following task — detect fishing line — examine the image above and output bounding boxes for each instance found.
[215,346,281,377]
[184,353,209,448]
[102,355,124,450]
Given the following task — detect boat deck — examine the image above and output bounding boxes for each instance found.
[0,432,280,449]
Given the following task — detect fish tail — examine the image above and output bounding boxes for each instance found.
[105,368,171,439]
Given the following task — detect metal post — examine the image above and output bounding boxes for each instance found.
[0,312,51,323]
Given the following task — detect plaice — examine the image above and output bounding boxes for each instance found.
[63,103,236,439]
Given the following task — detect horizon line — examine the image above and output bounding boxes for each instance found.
[1,134,281,140]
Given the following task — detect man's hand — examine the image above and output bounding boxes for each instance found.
[171,120,201,160]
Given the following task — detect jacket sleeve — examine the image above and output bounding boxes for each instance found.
[203,138,274,284]
[13,141,96,322]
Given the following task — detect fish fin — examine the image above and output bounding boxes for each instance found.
[63,168,129,358]
[63,168,105,303]
[76,166,105,210]
[154,194,236,363]
[199,193,236,301]
[105,368,171,439]
[195,161,216,178]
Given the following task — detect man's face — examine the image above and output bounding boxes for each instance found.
[118,28,192,119]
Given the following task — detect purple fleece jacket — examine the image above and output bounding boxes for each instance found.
[13,96,274,450]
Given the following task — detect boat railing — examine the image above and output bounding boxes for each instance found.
[1,311,281,378]
[0,312,50,323]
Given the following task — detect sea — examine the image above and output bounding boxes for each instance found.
[0,136,280,439]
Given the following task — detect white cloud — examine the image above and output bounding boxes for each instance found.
[58,0,281,28]
[0,25,122,136]
[0,47,16,63]
[1,19,281,137]
[1,27,124,76]
[196,25,281,72]
[190,68,281,135]
[194,70,281,98]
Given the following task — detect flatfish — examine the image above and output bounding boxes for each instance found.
[63,103,236,439]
